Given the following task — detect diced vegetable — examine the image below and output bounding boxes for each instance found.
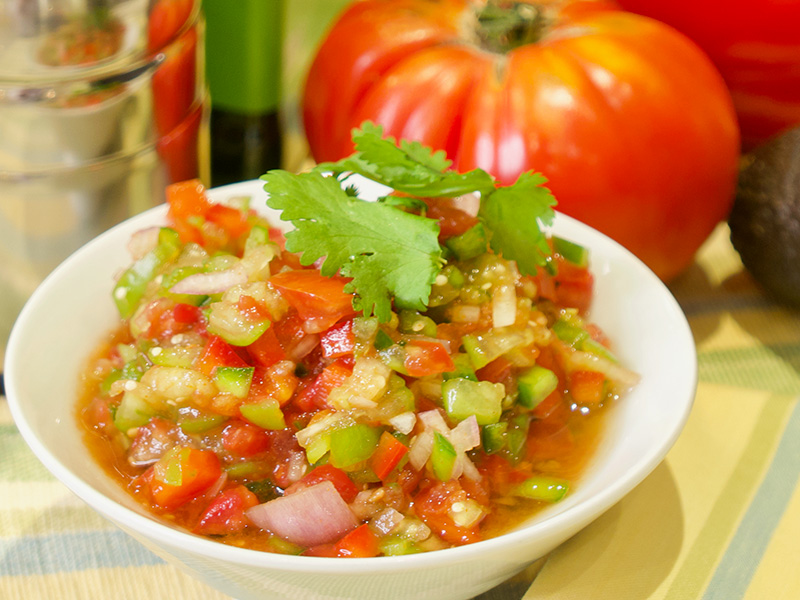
[245,481,359,547]
[329,423,381,469]
[239,398,286,430]
[517,365,559,409]
[442,378,504,425]
[214,366,255,399]
[513,476,569,502]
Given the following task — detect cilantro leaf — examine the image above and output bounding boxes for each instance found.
[478,172,556,275]
[316,122,496,198]
[261,170,443,322]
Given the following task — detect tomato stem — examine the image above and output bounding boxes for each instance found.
[476,2,548,53]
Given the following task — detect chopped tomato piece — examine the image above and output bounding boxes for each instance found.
[286,464,359,503]
[195,335,249,378]
[568,370,606,404]
[269,271,356,333]
[319,318,355,359]
[221,421,270,457]
[414,480,482,546]
[304,524,379,558]
[403,339,455,377]
[554,260,594,315]
[293,358,353,411]
[206,203,251,239]
[424,196,480,240]
[369,431,409,481]
[165,179,211,244]
[148,447,222,510]
[172,302,203,324]
[246,327,286,368]
[195,485,259,535]
[476,356,513,384]
[337,524,380,557]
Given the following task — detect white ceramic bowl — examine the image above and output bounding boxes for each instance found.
[5,179,697,600]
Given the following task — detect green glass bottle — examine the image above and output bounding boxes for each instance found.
[204,0,283,185]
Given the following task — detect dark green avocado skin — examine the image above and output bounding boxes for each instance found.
[729,127,800,307]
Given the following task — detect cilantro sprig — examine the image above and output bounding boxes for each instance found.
[262,122,557,322]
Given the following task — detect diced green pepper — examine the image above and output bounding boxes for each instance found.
[329,423,381,469]
[380,535,421,556]
[580,337,619,363]
[398,310,437,337]
[113,227,182,319]
[482,422,508,454]
[304,432,331,465]
[215,366,255,399]
[239,398,286,430]
[374,328,394,351]
[513,475,569,502]
[442,378,504,425]
[517,365,559,409]
[431,432,457,481]
[177,408,227,434]
[553,236,589,267]
[552,318,589,346]
[113,387,157,432]
[443,353,478,382]
[100,369,122,395]
[445,222,488,261]
[505,414,530,464]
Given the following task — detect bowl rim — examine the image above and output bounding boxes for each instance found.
[5,178,698,573]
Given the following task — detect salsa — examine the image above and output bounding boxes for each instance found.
[78,133,637,557]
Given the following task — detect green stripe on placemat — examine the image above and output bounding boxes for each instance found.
[702,397,800,599]
[698,344,800,394]
[663,395,794,600]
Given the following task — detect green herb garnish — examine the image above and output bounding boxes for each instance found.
[262,122,557,322]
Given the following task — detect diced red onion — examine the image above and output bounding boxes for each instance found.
[370,507,404,535]
[128,227,160,260]
[418,409,449,435]
[449,415,480,453]
[245,481,359,547]
[286,450,308,484]
[492,283,517,328]
[287,333,320,362]
[455,454,482,481]
[388,411,416,435]
[408,430,434,471]
[169,265,248,295]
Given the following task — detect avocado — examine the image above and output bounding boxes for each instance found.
[729,126,800,307]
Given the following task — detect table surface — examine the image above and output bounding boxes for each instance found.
[3,223,800,600]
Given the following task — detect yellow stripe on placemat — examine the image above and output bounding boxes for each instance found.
[522,385,793,600]
[0,564,230,600]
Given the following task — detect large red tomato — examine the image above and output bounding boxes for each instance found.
[303,0,740,281]
[617,0,800,150]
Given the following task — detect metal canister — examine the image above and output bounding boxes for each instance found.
[0,0,210,360]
